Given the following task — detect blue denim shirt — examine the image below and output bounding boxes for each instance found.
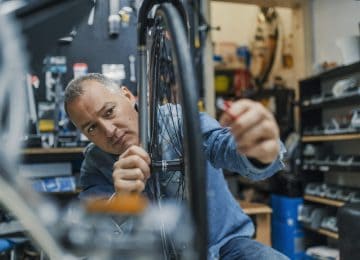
[79,112,285,259]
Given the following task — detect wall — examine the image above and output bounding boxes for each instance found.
[210,2,293,47]
[32,0,137,102]
[311,0,360,67]
[210,2,296,88]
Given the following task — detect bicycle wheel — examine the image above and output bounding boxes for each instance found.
[138,2,208,259]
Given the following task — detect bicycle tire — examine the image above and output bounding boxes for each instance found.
[138,2,208,259]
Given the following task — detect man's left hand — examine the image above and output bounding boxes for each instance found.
[219,99,280,164]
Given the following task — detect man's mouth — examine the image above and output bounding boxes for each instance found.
[112,132,126,146]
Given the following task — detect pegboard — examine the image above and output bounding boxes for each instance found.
[32,0,138,102]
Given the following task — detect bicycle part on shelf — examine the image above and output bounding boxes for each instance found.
[129,54,136,82]
[108,0,120,37]
[332,77,358,97]
[298,204,316,224]
[87,0,96,26]
[250,7,279,87]
[309,208,330,229]
[351,109,360,129]
[303,144,316,157]
[320,216,338,233]
[324,186,340,200]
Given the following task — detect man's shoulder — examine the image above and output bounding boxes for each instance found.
[83,143,112,161]
[81,143,117,174]
[83,143,100,156]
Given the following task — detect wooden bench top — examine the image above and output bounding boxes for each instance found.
[238,200,272,215]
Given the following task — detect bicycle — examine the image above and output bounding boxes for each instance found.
[137,0,209,259]
[0,0,210,258]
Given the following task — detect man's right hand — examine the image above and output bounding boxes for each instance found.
[112,145,151,193]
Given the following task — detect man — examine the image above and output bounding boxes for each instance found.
[65,73,288,260]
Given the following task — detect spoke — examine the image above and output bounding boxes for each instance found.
[147,18,188,258]
[174,101,184,146]
[150,96,183,160]
[141,5,208,259]
[157,103,182,157]
[176,176,186,201]
[150,25,182,159]
[148,18,187,207]
[166,103,183,154]
[160,30,184,156]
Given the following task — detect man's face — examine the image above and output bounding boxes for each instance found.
[67,81,139,155]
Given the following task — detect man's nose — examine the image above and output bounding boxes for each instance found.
[101,120,116,138]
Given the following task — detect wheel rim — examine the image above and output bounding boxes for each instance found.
[138,3,208,259]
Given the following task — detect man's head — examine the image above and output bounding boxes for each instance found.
[65,73,139,155]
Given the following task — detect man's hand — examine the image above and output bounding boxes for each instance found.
[112,145,151,193]
[219,99,280,164]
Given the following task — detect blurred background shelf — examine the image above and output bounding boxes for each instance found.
[21,147,85,163]
[211,0,302,8]
[301,93,360,111]
[304,195,344,207]
[302,134,360,142]
[302,163,360,173]
[302,225,339,240]
[23,147,84,155]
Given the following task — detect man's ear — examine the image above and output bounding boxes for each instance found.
[120,86,136,104]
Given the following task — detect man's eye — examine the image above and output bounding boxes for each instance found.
[105,107,114,117]
[87,125,96,134]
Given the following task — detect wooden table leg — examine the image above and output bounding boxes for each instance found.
[255,213,271,246]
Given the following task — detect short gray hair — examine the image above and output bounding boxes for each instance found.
[64,73,119,115]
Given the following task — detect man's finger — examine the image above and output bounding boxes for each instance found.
[238,139,279,164]
[219,112,234,127]
[114,179,145,193]
[114,155,150,179]
[113,168,147,181]
[230,108,265,137]
[219,99,253,126]
[234,119,278,149]
[120,145,151,164]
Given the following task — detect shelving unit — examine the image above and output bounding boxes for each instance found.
[299,61,360,250]
[316,228,338,240]
[20,147,85,194]
[42,189,81,195]
[23,147,84,155]
[21,147,85,163]
[0,148,86,247]
[212,0,302,8]
[302,225,339,240]
[302,163,360,173]
[302,134,360,142]
[304,195,344,207]
[302,92,360,111]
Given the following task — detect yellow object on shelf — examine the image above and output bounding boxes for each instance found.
[215,75,230,93]
[39,119,55,132]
